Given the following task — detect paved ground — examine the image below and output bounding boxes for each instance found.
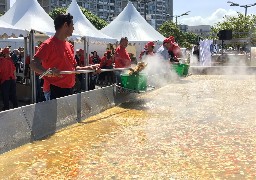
[0,75,256,179]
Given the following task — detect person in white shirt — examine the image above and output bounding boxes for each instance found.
[157,38,172,61]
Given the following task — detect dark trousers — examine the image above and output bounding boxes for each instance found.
[114,71,121,84]
[77,74,95,91]
[77,74,86,91]
[88,73,96,90]
[1,79,18,111]
[50,84,73,100]
[98,66,114,84]
[36,75,44,103]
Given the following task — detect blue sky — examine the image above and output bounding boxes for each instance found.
[10,0,256,26]
[174,0,256,25]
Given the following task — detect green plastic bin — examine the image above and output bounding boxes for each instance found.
[172,64,184,76]
[182,64,190,76]
[121,73,147,91]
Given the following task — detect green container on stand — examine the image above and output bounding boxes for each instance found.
[172,64,184,76]
[121,73,147,91]
[182,64,190,76]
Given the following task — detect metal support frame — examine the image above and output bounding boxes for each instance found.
[29,30,36,103]
[84,37,89,91]
[23,37,28,79]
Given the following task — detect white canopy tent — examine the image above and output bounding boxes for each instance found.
[0,20,28,38]
[0,0,55,34]
[67,0,116,44]
[0,0,56,103]
[67,0,117,60]
[101,1,165,43]
[101,1,165,58]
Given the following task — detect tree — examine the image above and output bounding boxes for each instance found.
[49,7,108,30]
[158,20,181,39]
[210,13,256,39]
[183,32,200,45]
[80,7,108,30]
[158,20,199,48]
[49,7,66,20]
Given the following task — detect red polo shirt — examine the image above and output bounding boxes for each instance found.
[169,43,182,58]
[79,55,85,66]
[114,46,131,68]
[25,55,40,76]
[43,79,50,92]
[100,56,113,67]
[34,36,77,88]
[0,57,16,84]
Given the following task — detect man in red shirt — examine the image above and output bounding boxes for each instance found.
[0,48,18,111]
[87,51,101,90]
[78,49,85,66]
[139,41,155,60]
[89,51,101,65]
[139,44,148,61]
[168,36,182,63]
[99,50,114,84]
[114,37,131,68]
[100,50,114,68]
[30,13,100,99]
[114,37,131,83]
[145,41,155,56]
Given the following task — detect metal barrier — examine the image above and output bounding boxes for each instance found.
[0,108,31,154]
[0,69,178,154]
[0,85,138,154]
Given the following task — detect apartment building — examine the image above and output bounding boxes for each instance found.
[129,0,173,29]
[38,0,118,22]
[37,0,71,13]
[37,0,173,29]
[0,0,10,14]
[179,24,188,32]
[187,25,211,37]
[147,0,169,29]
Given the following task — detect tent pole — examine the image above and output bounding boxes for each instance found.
[29,30,36,103]
[23,37,28,80]
[115,41,118,49]
[87,38,90,90]
[84,37,89,91]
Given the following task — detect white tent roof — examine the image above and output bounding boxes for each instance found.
[0,19,28,38]
[0,0,55,34]
[67,0,117,43]
[101,1,165,43]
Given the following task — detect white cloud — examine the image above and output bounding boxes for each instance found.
[179,8,239,26]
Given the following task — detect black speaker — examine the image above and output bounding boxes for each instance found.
[218,30,232,40]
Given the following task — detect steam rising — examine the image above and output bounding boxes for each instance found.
[141,54,180,88]
[190,53,254,77]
